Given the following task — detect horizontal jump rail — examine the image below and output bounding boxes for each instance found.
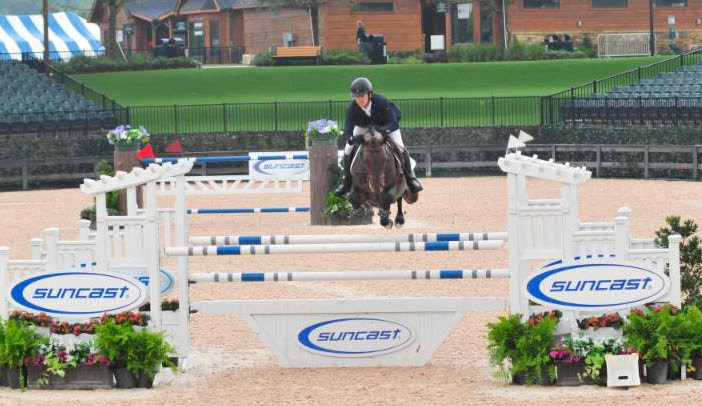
[142,153,310,164]
[190,269,510,283]
[187,207,310,214]
[166,240,505,256]
[188,232,508,246]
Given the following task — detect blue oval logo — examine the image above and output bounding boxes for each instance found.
[253,160,309,176]
[298,318,414,357]
[9,272,148,317]
[525,259,670,311]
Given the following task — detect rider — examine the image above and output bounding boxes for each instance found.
[333,77,423,196]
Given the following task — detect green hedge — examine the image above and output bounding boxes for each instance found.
[53,55,200,74]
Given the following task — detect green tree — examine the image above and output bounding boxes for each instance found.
[655,215,702,305]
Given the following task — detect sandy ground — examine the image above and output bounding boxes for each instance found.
[1,176,702,405]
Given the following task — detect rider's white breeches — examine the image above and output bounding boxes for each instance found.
[344,126,405,155]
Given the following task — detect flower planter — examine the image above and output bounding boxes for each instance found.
[27,365,113,390]
[306,135,339,148]
[646,360,669,384]
[6,367,25,389]
[554,360,584,386]
[112,367,136,389]
[583,326,622,342]
[34,327,51,337]
[322,211,374,226]
[136,371,154,388]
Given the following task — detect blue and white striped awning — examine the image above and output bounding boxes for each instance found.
[0,11,104,61]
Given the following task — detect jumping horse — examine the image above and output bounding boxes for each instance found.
[348,127,419,229]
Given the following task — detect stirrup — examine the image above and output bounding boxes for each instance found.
[334,183,350,197]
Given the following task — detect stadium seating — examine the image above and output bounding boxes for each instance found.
[560,61,702,124]
[0,60,116,133]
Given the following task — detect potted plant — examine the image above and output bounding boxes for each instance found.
[677,305,702,380]
[126,328,177,388]
[623,304,682,384]
[304,119,341,147]
[487,311,558,385]
[94,319,138,388]
[549,342,582,386]
[0,319,47,390]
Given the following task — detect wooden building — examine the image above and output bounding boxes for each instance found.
[88,0,702,57]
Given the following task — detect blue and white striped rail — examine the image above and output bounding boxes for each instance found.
[188,232,507,246]
[190,269,510,283]
[142,153,310,164]
[166,240,504,256]
[187,207,310,214]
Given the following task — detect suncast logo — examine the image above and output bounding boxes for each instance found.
[297,318,414,357]
[9,272,147,318]
[252,160,309,176]
[525,258,670,311]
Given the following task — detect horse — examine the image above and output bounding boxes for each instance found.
[347,127,419,229]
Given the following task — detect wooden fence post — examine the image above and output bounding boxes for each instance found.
[308,140,338,225]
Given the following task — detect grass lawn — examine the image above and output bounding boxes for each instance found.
[77,56,668,106]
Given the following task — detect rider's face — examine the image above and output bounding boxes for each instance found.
[354,93,371,109]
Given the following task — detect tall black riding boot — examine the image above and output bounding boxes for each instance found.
[401,150,423,194]
[334,154,353,197]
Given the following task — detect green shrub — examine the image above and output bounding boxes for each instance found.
[580,35,598,58]
[53,55,198,74]
[322,49,370,65]
[252,52,274,66]
[655,216,702,305]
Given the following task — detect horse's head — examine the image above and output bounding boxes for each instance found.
[360,127,386,151]
[358,127,389,194]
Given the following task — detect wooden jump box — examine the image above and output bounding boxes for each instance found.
[272,46,322,64]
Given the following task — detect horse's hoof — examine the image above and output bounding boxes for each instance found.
[394,220,404,229]
[383,222,393,230]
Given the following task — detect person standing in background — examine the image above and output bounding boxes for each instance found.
[356,20,369,54]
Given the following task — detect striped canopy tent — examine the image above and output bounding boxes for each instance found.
[0,11,103,61]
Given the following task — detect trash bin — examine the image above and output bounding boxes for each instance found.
[368,34,387,65]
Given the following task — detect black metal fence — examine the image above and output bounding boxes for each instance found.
[4,50,702,134]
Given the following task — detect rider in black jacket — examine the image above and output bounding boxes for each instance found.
[334,77,423,196]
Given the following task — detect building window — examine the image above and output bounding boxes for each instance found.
[653,0,686,6]
[523,0,560,8]
[591,0,627,8]
[451,3,474,44]
[353,1,394,12]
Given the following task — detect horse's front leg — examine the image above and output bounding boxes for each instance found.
[348,189,367,217]
[378,193,394,229]
[394,198,405,228]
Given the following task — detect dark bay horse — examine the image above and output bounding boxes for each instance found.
[348,128,419,229]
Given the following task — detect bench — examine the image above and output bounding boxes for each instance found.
[272,46,322,65]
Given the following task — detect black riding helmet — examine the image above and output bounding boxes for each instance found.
[350,77,373,98]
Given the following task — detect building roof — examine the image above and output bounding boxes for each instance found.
[125,0,179,20]
[217,0,259,10]
[180,0,218,12]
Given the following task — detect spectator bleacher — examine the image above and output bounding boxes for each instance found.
[0,60,116,134]
[560,62,702,124]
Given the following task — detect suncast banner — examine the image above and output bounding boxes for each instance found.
[249,151,309,180]
[9,271,148,318]
[525,257,670,311]
[297,317,415,357]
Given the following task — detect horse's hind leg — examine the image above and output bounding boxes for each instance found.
[394,198,405,228]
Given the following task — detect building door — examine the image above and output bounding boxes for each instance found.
[188,20,206,58]
[422,2,447,53]
[480,9,493,43]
